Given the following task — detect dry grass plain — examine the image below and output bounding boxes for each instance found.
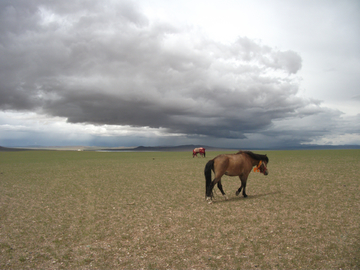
[0,149,359,269]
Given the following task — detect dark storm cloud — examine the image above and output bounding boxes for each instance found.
[1,0,322,142]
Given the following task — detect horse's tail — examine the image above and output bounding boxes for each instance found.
[204,159,214,198]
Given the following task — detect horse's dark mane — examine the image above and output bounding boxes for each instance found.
[237,150,269,163]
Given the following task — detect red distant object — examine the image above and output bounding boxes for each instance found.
[193,147,205,158]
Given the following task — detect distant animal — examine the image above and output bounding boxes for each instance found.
[193,147,206,158]
[204,150,269,203]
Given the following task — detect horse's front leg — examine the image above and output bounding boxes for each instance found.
[235,185,242,196]
[241,177,248,197]
[236,176,248,197]
[217,180,228,200]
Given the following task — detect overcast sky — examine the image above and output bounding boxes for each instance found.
[1,0,359,148]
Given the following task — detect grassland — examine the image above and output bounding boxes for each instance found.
[0,149,359,269]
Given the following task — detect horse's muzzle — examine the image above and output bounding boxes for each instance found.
[263,170,269,176]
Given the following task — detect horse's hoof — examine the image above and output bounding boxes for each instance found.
[235,191,240,196]
[206,197,213,204]
[243,194,248,198]
[223,195,229,200]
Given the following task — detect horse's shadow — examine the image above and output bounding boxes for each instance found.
[213,191,281,204]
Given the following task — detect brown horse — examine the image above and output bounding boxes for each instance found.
[204,151,269,203]
[193,147,206,158]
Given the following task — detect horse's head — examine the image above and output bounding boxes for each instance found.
[260,161,269,175]
[254,160,269,175]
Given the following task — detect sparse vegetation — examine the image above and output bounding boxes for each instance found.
[0,150,359,269]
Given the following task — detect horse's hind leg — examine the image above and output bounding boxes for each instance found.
[206,177,222,203]
[207,158,228,203]
[217,180,228,200]
[206,179,216,200]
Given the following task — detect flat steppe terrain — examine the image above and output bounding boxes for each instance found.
[0,150,359,269]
